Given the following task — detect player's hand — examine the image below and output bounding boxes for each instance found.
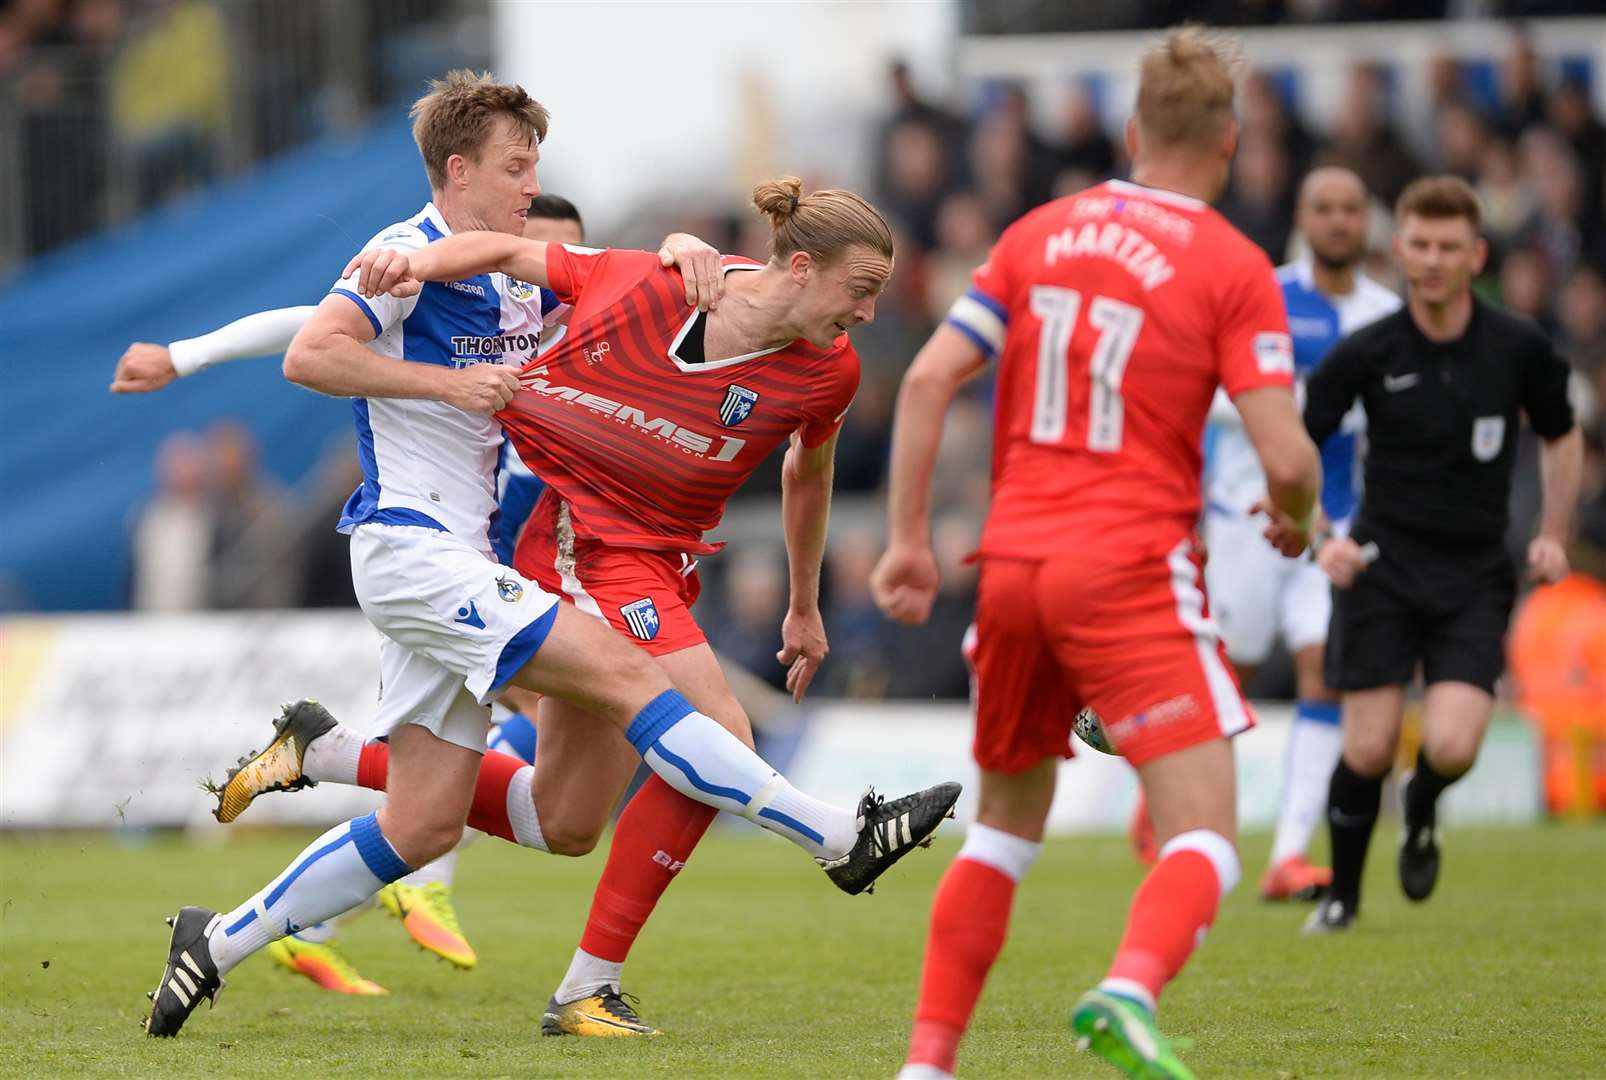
[110,342,177,393]
[444,364,522,414]
[776,606,828,703]
[659,233,723,312]
[342,248,422,299]
[1526,536,1570,585]
[1317,535,1371,589]
[1251,496,1314,558]
[870,542,939,626]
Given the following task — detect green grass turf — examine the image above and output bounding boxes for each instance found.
[2,823,1602,1078]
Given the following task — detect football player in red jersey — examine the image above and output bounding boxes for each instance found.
[871,28,1323,1080]
[343,177,954,1035]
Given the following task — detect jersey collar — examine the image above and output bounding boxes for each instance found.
[1104,178,1207,211]
[667,263,789,373]
[418,201,454,237]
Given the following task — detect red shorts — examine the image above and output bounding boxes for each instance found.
[512,492,705,657]
[968,535,1253,772]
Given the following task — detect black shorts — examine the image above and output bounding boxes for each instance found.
[1324,520,1515,694]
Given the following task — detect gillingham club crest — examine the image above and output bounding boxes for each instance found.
[720,384,759,427]
[620,597,661,641]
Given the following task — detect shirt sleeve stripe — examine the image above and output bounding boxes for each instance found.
[965,287,1007,321]
[945,316,998,359]
[331,289,383,337]
[946,292,1006,356]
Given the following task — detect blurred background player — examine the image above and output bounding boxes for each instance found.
[872,28,1321,1080]
[1202,166,1400,900]
[1302,175,1581,934]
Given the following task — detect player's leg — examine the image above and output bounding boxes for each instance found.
[505,602,960,883]
[1305,532,1421,933]
[146,713,478,1036]
[901,762,1055,1080]
[1263,558,1342,901]
[1060,537,1249,1079]
[1397,554,1513,902]
[1304,684,1404,934]
[546,642,745,1028]
[372,705,540,968]
[901,561,1064,1079]
[1396,681,1492,902]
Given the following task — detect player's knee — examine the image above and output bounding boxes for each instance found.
[541,817,604,857]
[385,816,466,866]
[1160,829,1241,897]
[1428,741,1479,779]
[1346,732,1397,777]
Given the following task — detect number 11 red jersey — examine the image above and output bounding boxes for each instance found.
[946,180,1293,560]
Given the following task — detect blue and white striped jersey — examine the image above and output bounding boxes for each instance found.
[330,203,544,555]
[1205,259,1401,524]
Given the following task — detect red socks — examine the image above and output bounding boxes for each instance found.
[1105,846,1223,1002]
[578,774,717,962]
[351,740,531,845]
[906,857,1019,1074]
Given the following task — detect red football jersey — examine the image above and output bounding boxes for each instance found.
[946,179,1293,559]
[497,247,859,554]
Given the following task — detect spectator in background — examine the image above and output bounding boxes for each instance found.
[882,515,977,701]
[1515,127,1584,282]
[204,420,296,609]
[832,375,896,495]
[1476,136,1537,252]
[879,120,951,251]
[1546,77,1606,246]
[1497,248,1552,330]
[109,0,230,208]
[1218,133,1295,260]
[1496,32,1548,140]
[704,546,792,693]
[924,191,997,321]
[1055,86,1116,181]
[130,430,211,611]
[1434,101,1490,181]
[819,528,894,698]
[1240,69,1315,179]
[1322,63,1423,207]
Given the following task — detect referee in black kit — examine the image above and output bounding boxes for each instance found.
[1299,176,1583,934]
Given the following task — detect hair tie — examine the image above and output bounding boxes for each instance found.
[787,195,800,213]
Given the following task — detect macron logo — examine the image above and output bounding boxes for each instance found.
[446,280,487,298]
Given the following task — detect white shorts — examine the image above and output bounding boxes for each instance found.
[350,523,560,751]
[1203,511,1332,666]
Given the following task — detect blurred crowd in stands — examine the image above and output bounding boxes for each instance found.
[0,0,483,261]
[30,9,1596,702]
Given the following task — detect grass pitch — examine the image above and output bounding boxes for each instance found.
[2,822,1602,1078]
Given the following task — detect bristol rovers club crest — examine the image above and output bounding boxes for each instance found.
[720,384,758,427]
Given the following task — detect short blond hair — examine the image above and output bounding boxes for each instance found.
[410,70,550,189]
[1135,25,1239,149]
[752,176,894,266]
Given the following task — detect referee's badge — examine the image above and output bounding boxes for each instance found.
[620,597,661,641]
[1471,416,1505,462]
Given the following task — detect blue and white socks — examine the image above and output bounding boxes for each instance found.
[625,690,857,861]
[1270,699,1344,865]
[207,812,411,974]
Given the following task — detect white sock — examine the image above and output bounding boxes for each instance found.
[1098,977,1157,1014]
[207,812,410,974]
[506,765,548,851]
[1270,709,1345,864]
[301,724,366,785]
[553,947,625,1004]
[625,690,856,860]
